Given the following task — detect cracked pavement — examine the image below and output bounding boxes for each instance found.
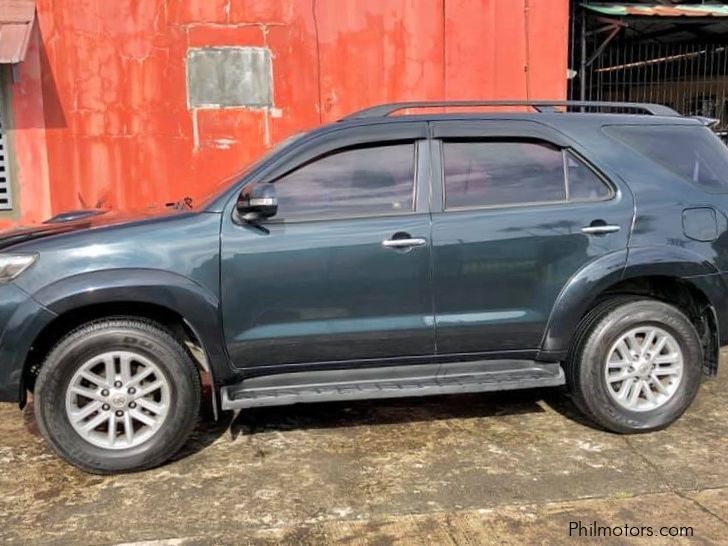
[1,352,727,545]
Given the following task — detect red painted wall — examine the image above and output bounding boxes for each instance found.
[5,0,569,227]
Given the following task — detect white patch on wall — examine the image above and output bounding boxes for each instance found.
[187,47,273,108]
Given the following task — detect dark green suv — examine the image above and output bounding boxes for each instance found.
[1,100,727,473]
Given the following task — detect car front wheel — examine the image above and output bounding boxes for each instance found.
[34,318,200,474]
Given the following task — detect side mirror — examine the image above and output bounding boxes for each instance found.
[236,185,278,222]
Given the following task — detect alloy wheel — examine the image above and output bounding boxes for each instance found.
[64,351,171,449]
[604,326,684,412]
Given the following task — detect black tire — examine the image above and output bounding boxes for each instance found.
[34,318,200,474]
[566,298,703,433]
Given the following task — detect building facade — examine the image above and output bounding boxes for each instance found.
[0,0,569,228]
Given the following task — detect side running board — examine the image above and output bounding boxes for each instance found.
[221,360,565,410]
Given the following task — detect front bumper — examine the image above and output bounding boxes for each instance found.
[0,284,55,402]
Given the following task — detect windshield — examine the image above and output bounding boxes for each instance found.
[195,132,306,209]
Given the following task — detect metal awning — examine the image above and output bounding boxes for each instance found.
[583,3,728,18]
[581,3,728,43]
[0,0,35,63]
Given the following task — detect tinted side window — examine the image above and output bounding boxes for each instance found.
[270,144,415,221]
[605,125,728,193]
[566,151,611,201]
[443,141,566,208]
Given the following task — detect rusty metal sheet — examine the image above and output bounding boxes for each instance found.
[2,0,570,227]
[0,0,35,63]
[583,3,728,18]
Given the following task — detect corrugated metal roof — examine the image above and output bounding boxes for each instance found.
[0,0,35,63]
[583,3,728,17]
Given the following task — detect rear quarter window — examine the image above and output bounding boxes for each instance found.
[604,125,728,193]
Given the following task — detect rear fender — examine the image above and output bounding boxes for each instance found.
[539,246,722,359]
[539,250,627,358]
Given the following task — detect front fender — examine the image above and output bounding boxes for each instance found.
[30,268,235,384]
[539,246,722,359]
[0,284,56,402]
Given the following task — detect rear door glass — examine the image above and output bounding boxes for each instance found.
[442,141,612,209]
[443,141,566,208]
[566,151,612,201]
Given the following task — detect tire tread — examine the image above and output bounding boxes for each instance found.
[34,317,200,474]
[566,296,701,433]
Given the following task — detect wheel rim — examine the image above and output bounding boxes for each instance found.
[64,350,171,450]
[604,326,684,412]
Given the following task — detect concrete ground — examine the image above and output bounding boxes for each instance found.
[1,355,728,545]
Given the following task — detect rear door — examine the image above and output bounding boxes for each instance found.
[430,120,634,357]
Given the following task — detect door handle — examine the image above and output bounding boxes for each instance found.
[382,237,427,249]
[581,224,621,235]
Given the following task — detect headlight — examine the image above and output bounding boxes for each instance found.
[0,254,37,283]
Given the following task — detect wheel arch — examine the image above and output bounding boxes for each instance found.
[18,269,235,414]
[540,247,724,375]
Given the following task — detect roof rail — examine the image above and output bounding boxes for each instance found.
[341,100,681,120]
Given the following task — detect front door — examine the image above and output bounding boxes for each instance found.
[430,120,634,356]
[220,132,434,369]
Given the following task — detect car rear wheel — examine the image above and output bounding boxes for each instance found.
[567,298,702,433]
[34,318,200,474]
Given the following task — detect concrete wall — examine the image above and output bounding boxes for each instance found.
[2,0,569,228]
